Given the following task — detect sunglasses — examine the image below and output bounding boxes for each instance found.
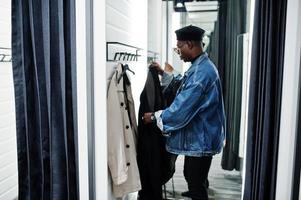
[173,47,181,55]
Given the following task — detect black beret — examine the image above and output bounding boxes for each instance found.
[175,25,205,41]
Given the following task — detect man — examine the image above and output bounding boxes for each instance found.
[142,25,225,200]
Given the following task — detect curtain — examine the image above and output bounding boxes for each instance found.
[11,0,78,199]
[206,21,219,67]
[216,0,227,92]
[220,0,247,171]
[243,0,287,198]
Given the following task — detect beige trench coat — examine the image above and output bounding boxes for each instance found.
[107,63,141,198]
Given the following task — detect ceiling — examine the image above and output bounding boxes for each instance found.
[184,1,218,12]
[174,0,219,34]
[173,0,218,12]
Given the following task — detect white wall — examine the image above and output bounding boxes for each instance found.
[106,0,148,116]
[161,1,183,73]
[93,0,107,199]
[0,63,18,200]
[75,0,90,199]
[105,0,147,199]
[161,1,172,66]
[276,0,301,199]
[0,0,19,199]
[0,1,10,48]
[148,0,163,63]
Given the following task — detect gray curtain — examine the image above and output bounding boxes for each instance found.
[220,0,247,171]
[243,0,287,198]
[207,21,219,66]
[11,0,78,199]
[216,0,227,88]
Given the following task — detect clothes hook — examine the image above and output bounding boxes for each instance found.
[124,64,135,75]
[114,53,119,61]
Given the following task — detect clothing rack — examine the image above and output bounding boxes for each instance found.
[0,47,12,62]
[117,64,135,84]
[147,50,159,63]
[106,42,142,62]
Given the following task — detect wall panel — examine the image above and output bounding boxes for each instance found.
[0,1,19,199]
[105,0,147,199]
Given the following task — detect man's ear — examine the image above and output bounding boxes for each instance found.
[187,41,193,49]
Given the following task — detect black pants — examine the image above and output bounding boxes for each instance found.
[184,156,212,200]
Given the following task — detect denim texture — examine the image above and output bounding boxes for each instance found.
[162,53,226,157]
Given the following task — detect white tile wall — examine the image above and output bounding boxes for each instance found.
[106,0,147,46]
[105,0,147,117]
[105,0,147,199]
[0,0,19,199]
[0,63,18,200]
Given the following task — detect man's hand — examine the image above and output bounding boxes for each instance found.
[150,62,164,75]
[150,62,174,75]
[142,112,154,124]
[164,62,174,73]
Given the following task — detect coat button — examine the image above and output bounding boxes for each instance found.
[126,125,129,129]
[126,145,130,148]
[120,102,124,106]
[127,162,130,166]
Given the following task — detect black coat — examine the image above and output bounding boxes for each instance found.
[137,68,176,200]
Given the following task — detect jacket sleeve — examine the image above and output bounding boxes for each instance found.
[162,73,182,91]
[107,76,128,185]
[162,80,209,132]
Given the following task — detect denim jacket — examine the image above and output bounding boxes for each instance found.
[158,53,225,157]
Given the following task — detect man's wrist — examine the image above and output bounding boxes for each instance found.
[150,113,156,123]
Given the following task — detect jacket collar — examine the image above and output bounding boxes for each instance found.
[185,52,208,77]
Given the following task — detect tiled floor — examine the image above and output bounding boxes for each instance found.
[164,154,242,200]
